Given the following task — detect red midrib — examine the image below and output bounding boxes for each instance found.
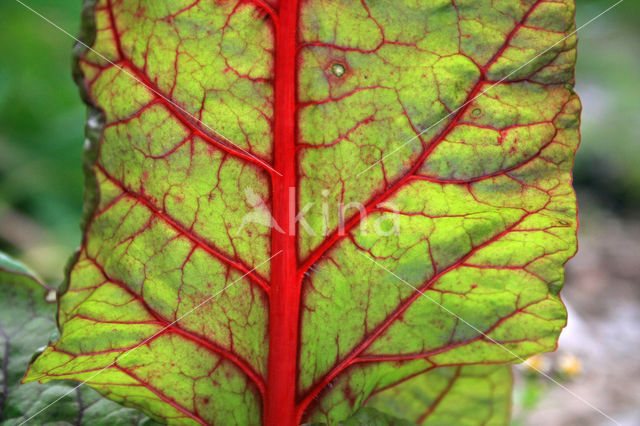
[266,0,300,425]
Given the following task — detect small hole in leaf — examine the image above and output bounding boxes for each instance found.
[331,63,346,77]
[471,108,482,117]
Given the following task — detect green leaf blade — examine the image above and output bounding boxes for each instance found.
[368,365,512,426]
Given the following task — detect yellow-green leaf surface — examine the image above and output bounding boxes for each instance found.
[25,0,579,424]
[0,253,156,425]
[333,365,511,426]
[367,365,512,425]
[340,407,415,426]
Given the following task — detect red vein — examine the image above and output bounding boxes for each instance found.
[362,365,437,407]
[84,255,267,398]
[355,297,544,363]
[481,0,543,75]
[96,164,271,293]
[298,81,484,274]
[114,365,207,425]
[296,209,539,417]
[417,367,462,424]
[246,0,278,22]
[104,0,277,176]
[298,0,543,275]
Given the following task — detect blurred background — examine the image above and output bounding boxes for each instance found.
[0,0,637,425]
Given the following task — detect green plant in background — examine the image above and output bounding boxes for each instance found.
[0,1,85,277]
[573,0,640,211]
[4,0,627,425]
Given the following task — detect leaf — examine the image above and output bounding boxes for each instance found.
[25,0,579,424]
[0,252,156,425]
[366,365,512,425]
[322,365,512,426]
[340,407,415,426]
